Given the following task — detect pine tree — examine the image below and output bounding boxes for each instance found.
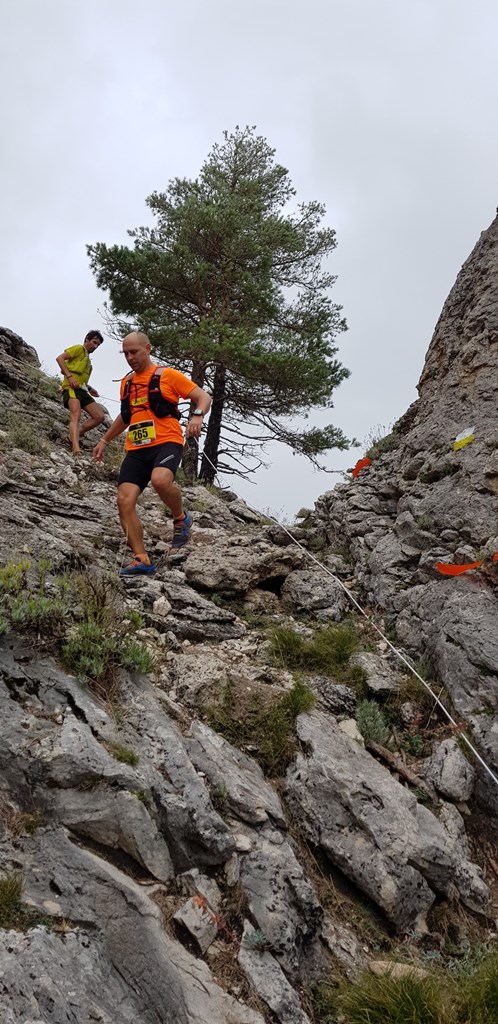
[87,127,351,482]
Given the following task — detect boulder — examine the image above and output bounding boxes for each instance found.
[424,738,476,802]
[184,538,305,594]
[285,711,489,931]
[238,921,312,1024]
[281,569,347,618]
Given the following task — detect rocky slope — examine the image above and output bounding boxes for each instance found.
[308,212,498,815]
[0,211,497,1024]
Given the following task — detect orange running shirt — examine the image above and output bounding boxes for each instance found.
[120,365,197,451]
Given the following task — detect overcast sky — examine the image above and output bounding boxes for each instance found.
[1,0,497,518]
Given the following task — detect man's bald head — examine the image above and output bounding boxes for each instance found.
[122,331,153,373]
[123,331,150,348]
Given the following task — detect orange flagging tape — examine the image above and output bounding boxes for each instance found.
[352,457,371,478]
[436,561,482,576]
[436,554,498,576]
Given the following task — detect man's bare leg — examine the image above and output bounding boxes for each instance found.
[117,482,151,562]
[151,467,184,519]
[67,398,82,453]
[80,401,105,437]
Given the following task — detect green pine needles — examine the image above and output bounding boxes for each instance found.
[88,126,352,482]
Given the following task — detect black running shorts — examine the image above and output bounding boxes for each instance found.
[62,388,95,409]
[118,442,184,492]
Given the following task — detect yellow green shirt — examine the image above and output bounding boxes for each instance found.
[61,345,92,391]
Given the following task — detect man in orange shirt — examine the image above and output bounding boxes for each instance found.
[93,332,211,576]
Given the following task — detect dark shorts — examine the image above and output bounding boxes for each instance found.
[62,388,95,409]
[118,442,183,492]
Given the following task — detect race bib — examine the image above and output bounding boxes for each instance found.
[128,420,156,446]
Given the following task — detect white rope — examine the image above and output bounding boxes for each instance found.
[196,444,498,790]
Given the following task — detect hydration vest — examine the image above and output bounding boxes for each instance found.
[120,367,181,426]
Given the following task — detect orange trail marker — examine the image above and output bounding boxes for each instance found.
[352,457,371,478]
[436,561,482,576]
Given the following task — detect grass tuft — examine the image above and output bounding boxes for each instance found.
[207,677,315,776]
[338,970,450,1024]
[108,743,140,766]
[269,622,360,682]
[0,871,23,929]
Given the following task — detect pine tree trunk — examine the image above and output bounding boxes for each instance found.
[181,361,206,482]
[199,364,226,483]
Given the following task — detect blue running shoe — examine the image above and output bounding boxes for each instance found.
[171,511,192,549]
[119,557,156,577]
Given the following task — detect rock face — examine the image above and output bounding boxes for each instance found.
[310,213,498,811]
[0,259,497,1024]
[285,712,489,932]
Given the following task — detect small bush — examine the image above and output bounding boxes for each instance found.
[126,609,144,630]
[119,638,155,674]
[338,970,450,1024]
[108,743,139,766]
[9,595,68,634]
[242,928,268,952]
[0,559,69,641]
[62,620,112,681]
[0,559,31,595]
[62,620,153,686]
[356,700,390,745]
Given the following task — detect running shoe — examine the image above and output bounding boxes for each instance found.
[119,557,156,577]
[171,512,192,549]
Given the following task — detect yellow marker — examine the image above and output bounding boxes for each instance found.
[453,426,475,451]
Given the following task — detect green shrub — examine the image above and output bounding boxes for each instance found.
[0,557,69,639]
[356,700,390,745]
[0,559,31,595]
[9,594,68,633]
[242,927,268,952]
[62,620,112,681]
[126,609,144,630]
[338,970,450,1024]
[207,678,315,777]
[119,638,155,674]
[62,620,153,686]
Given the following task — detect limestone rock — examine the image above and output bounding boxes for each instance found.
[281,568,347,618]
[184,538,305,594]
[350,651,401,694]
[238,921,312,1024]
[238,825,323,977]
[186,720,286,827]
[285,711,489,931]
[424,738,476,802]
[19,829,265,1024]
[321,916,368,978]
[174,870,222,953]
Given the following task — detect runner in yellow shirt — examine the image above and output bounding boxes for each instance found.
[56,330,105,455]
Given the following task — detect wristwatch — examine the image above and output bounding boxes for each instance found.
[191,410,204,416]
